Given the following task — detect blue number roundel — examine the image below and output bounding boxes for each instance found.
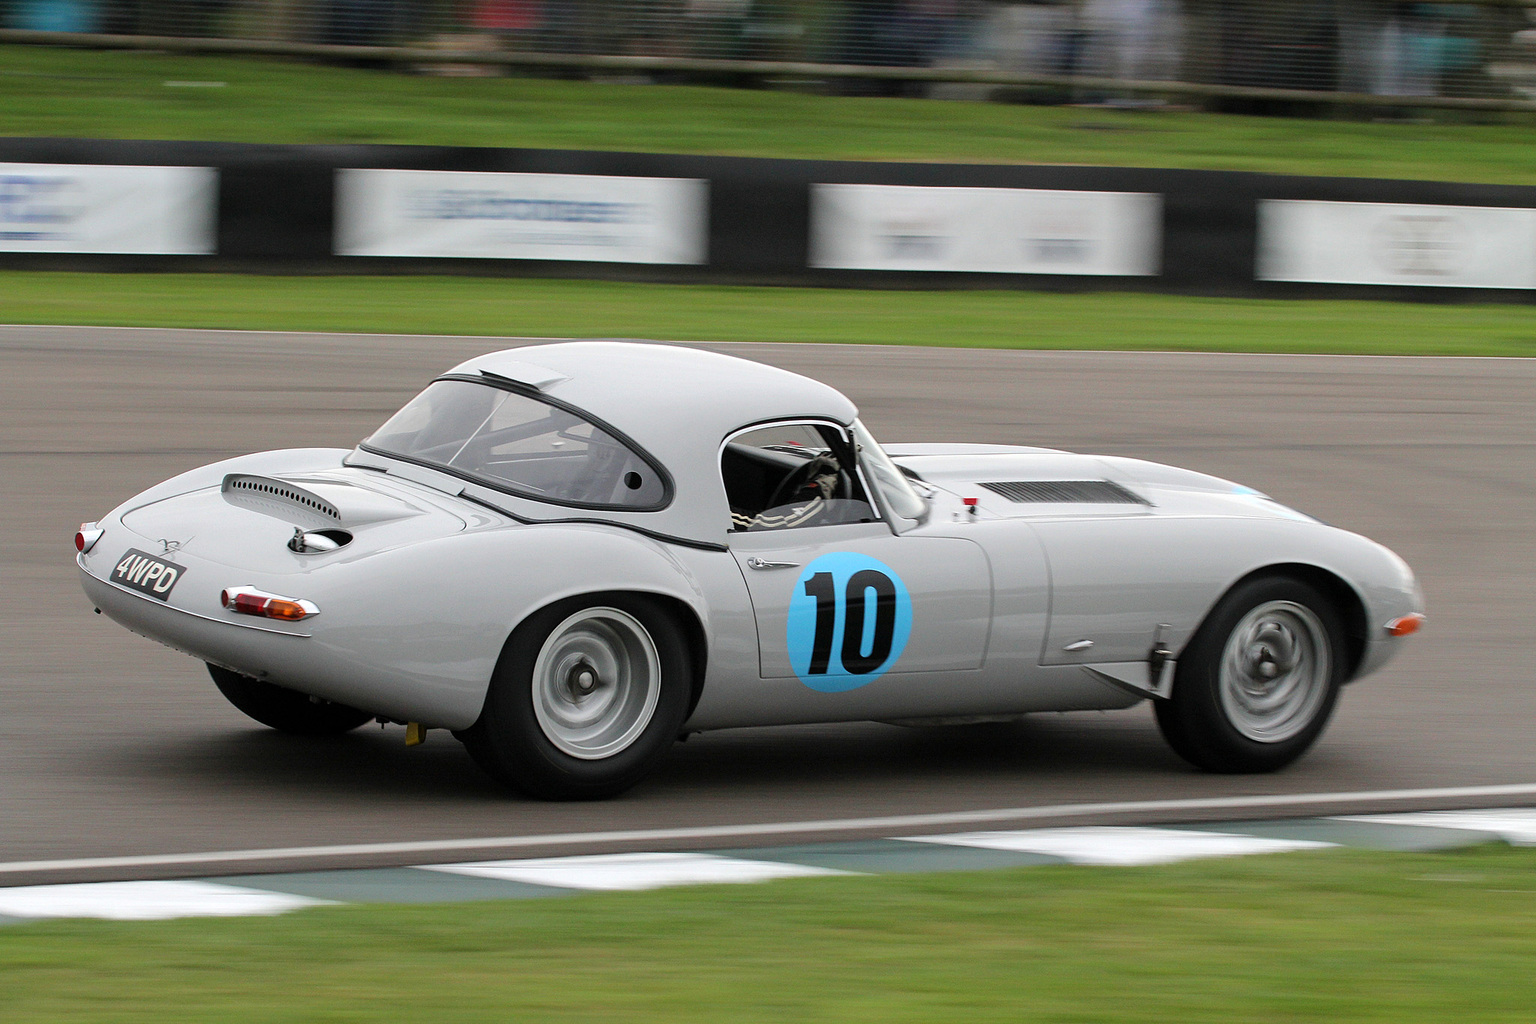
[785,552,913,692]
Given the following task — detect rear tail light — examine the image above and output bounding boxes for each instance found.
[75,522,104,553]
[1385,613,1424,638]
[221,587,319,621]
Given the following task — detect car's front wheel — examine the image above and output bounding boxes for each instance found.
[460,595,693,800]
[1155,577,1346,773]
[207,664,374,735]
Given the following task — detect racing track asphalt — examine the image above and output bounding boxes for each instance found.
[3,325,1533,883]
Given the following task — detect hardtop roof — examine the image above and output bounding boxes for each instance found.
[446,341,858,445]
[432,341,861,542]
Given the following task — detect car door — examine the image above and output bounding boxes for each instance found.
[730,522,993,687]
[720,421,992,696]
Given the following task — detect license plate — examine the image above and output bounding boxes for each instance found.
[111,549,186,601]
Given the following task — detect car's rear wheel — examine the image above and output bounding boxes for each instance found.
[1155,577,1345,773]
[460,595,692,800]
[207,664,374,735]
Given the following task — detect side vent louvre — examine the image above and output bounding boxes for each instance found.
[979,480,1149,505]
[222,475,342,521]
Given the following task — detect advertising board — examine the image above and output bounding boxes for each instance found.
[1258,199,1536,289]
[335,169,709,264]
[810,184,1161,275]
[0,163,217,254]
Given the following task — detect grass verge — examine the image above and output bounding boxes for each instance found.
[3,271,1536,356]
[3,845,1534,1022]
[4,45,1536,183]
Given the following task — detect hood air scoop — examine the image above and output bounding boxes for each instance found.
[222,474,341,529]
[979,480,1149,505]
[222,472,432,529]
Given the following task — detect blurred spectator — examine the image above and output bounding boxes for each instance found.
[1370,3,1480,97]
[1077,0,1182,82]
[324,0,390,44]
[967,3,1077,77]
[9,0,101,30]
[2,0,1513,108]
[474,0,541,40]
[834,0,969,68]
[685,0,749,59]
[1374,8,1439,96]
[738,0,809,62]
[958,0,1179,101]
[1211,0,1338,93]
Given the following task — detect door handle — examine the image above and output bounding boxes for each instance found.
[746,557,801,570]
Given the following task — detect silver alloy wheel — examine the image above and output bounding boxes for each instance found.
[1217,600,1331,743]
[531,606,662,760]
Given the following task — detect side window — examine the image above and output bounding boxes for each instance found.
[721,422,877,532]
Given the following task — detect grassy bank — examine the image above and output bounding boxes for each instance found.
[4,44,1535,183]
[3,271,1535,355]
[3,845,1533,1022]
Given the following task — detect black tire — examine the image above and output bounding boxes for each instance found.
[460,594,693,800]
[208,664,374,736]
[1155,576,1346,773]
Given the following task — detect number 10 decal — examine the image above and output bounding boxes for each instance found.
[786,552,912,692]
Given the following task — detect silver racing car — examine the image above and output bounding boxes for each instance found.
[77,342,1424,798]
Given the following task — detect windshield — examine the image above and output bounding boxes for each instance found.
[852,421,929,522]
[362,378,668,510]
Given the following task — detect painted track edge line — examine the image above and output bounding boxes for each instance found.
[4,782,1536,879]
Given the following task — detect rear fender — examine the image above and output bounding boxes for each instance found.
[293,524,714,728]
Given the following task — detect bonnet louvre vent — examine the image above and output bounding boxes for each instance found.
[979,480,1149,505]
[222,475,342,521]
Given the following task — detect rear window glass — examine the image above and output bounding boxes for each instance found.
[363,378,668,510]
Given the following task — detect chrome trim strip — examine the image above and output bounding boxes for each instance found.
[746,557,801,570]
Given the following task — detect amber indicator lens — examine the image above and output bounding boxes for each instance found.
[221,587,317,621]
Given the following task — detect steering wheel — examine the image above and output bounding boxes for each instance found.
[766,455,845,510]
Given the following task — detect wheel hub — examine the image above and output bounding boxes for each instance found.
[567,660,601,698]
[531,607,662,760]
[1218,600,1331,743]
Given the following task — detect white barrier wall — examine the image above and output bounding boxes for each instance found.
[1257,199,1536,289]
[334,169,709,264]
[0,163,217,254]
[809,184,1162,276]
[6,142,1535,299]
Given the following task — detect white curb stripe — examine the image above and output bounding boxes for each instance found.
[898,827,1334,866]
[1336,808,1536,845]
[5,808,1529,922]
[2,783,1533,878]
[424,852,850,891]
[0,881,329,921]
